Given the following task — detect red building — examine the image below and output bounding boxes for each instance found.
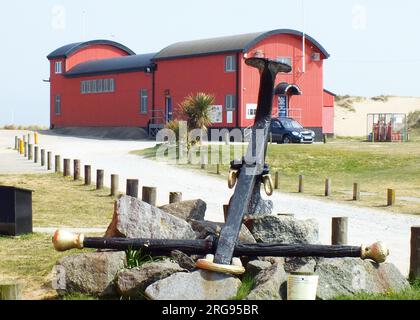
[47,29,335,139]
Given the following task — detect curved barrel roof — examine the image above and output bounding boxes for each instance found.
[154,29,329,60]
[65,53,156,77]
[47,40,135,59]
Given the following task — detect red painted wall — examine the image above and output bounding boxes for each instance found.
[65,45,129,71]
[241,34,324,129]
[154,54,238,128]
[50,69,153,127]
[322,90,335,134]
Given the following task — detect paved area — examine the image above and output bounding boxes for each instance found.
[1,130,419,276]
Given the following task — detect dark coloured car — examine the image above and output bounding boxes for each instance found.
[270,117,315,144]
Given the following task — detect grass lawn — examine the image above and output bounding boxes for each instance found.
[0,173,116,299]
[132,133,420,215]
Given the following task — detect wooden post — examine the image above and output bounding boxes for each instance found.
[143,187,157,206]
[298,175,304,193]
[110,174,119,196]
[323,134,327,144]
[216,164,221,175]
[34,132,39,145]
[63,159,71,177]
[269,132,273,144]
[41,149,45,166]
[126,179,139,198]
[0,284,22,300]
[387,189,396,206]
[34,146,39,163]
[409,226,420,280]
[353,183,360,201]
[24,142,28,157]
[55,155,61,173]
[331,217,348,245]
[28,144,33,160]
[96,170,104,190]
[19,139,23,154]
[224,132,230,145]
[84,165,91,185]
[169,192,182,204]
[47,152,52,170]
[27,133,31,145]
[74,160,80,181]
[325,178,331,197]
[274,172,280,190]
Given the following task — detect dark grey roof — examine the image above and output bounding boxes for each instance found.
[323,89,337,97]
[65,53,156,77]
[47,40,135,59]
[154,29,330,60]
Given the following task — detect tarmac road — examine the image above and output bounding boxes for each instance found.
[1,130,419,276]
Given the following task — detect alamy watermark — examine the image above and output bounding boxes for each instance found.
[51,5,66,31]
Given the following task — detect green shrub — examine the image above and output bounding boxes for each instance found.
[408,110,420,129]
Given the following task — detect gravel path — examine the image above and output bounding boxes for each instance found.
[1,130,419,276]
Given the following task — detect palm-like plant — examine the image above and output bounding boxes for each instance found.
[180,92,215,131]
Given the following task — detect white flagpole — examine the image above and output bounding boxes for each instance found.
[302,0,306,73]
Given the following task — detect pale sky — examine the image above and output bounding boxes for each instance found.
[0,0,419,126]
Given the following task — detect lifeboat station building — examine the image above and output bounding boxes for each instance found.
[47,29,335,139]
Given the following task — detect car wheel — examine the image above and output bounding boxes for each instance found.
[282,135,292,144]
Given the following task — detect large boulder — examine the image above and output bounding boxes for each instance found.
[284,257,317,274]
[189,220,256,243]
[246,215,319,244]
[315,258,410,300]
[246,263,288,300]
[116,260,185,298]
[245,260,273,278]
[159,199,207,221]
[105,196,196,240]
[145,270,241,300]
[55,251,126,297]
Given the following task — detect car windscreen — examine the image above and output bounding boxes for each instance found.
[280,119,303,129]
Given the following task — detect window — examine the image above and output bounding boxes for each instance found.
[276,57,292,72]
[55,61,63,74]
[225,55,236,72]
[80,78,115,94]
[54,95,61,115]
[225,94,236,111]
[140,89,148,114]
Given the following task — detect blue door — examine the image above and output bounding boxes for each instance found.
[166,97,173,122]
[278,95,288,118]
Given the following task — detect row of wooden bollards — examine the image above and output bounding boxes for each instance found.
[274,173,397,207]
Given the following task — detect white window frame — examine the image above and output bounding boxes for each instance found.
[225,55,236,72]
[140,89,148,114]
[55,61,63,74]
[225,94,236,111]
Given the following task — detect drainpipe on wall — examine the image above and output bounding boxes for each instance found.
[235,52,240,129]
[151,65,156,125]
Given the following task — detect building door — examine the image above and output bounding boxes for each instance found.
[278,95,288,118]
[165,97,173,122]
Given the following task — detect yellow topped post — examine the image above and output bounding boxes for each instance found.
[34,132,39,145]
[19,139,24,154]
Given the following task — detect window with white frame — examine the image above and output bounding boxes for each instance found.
[276,57,292,72]
[225,94,236,111]
[55,61,63,74]
[140,89,148,114]
[54,95,61,115]
[225,55,236,72]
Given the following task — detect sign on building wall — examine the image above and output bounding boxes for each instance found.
[209,105,223,123]
[246,104,257,120]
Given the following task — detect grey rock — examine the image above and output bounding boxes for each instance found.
[170,250,197,271]
[116,260,185,298]
[56,251,126,297]
[145,270,241,300]
[248,184,273,216]
[258,257,285,265]
[315,258,410,300]
[189,220,256,243]
[246,260,273,278]
[246,215,319,244]
[246,263,288,300]
[159,199,207,221]
[284,257,317,274]
[105,196,196,240]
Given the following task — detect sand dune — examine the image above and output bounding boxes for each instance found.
[334,96,420,137]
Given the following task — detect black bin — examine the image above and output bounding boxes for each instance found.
[0,186,33,236]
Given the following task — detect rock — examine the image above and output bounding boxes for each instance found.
[56,251,126,297]
[284,257,317,274]
[170,250,197,271]
[315,258,410,300]
[258,257,285,265]
[189,220,256,243]
[159,199,207,221]
[247,184,273,216]
[105,196,196,240]
[246,215,319,244]
[246,260,272,278]
[246,263,288,300]
[145,270,241,300]
[116,260,185,298]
